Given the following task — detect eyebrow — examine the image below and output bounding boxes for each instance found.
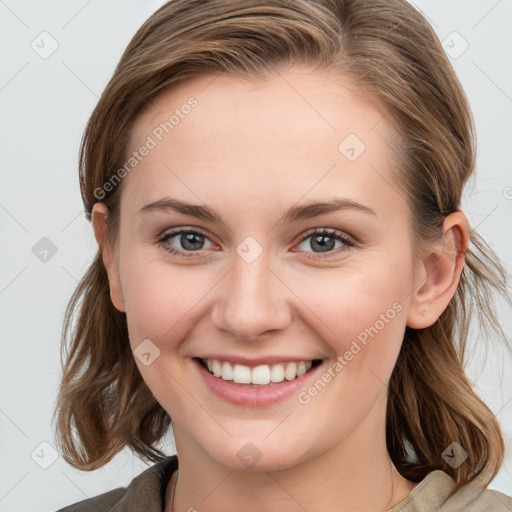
[137,196,377,223]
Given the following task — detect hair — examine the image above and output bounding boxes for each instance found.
[53,0,511,489]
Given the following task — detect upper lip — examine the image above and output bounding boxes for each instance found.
[194,355,323,367]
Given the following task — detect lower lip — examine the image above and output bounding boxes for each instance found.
[192,358,324,407]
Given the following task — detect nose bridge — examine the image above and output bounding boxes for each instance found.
[211,248,291,341]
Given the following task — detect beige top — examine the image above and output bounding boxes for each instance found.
[56,456,512,511]
[389,470,512,511]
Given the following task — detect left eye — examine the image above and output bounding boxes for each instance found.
[296,228,354,255]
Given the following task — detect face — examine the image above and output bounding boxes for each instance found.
[97,67,428,472]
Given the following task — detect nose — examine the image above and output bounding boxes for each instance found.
[210,251,292,341]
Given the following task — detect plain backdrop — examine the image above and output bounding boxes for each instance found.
[1,1,511,510]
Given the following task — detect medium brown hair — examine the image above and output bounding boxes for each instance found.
[53,0,511,488]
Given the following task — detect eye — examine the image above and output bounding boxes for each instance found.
[157,228,215,258]
[157,227,355,260]
[294,228,355,258]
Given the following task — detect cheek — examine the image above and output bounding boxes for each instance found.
[289,254,411,371]
[284,259,410,436]
[120,254,219,350]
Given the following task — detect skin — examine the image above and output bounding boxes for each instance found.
[92,67,469,512]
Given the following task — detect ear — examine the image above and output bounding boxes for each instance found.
[91,203,125,313]
[406,211,469,329]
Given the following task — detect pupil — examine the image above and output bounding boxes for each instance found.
[182,233,203,250]
[312,234,334,253]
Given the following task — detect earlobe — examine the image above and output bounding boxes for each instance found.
[91,203,126,313]
[406,212,469,329]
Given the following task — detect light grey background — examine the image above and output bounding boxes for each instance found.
[0,1,511,510]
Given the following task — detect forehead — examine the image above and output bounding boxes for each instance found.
[130,68,388,150]
[122,68,404,224]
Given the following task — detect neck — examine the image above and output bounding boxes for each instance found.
[167,399,416,512]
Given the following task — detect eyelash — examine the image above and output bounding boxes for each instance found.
[157,227,356,260]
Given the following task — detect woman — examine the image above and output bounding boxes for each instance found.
[53,0,512,510]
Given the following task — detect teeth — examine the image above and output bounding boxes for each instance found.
[212,359,222,377]
[270,363,285,383]
[202,358,314,385]
[252,365,271,385]
[221,361,233,381]
[296,361,308,377]
[284,362,297,380]
[232,364,251,383]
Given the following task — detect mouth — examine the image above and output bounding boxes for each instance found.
[194,357,323,387]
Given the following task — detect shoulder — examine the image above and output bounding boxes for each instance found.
[55,455,178,512]
[440,478,512,512]
[392,470,512,512]
[55,487,125,512]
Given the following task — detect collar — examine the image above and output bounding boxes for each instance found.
[110,455,178,512]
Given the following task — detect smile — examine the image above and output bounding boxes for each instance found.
[198,358,323,386]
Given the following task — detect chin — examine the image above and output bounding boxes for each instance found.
[196,434,316,473]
